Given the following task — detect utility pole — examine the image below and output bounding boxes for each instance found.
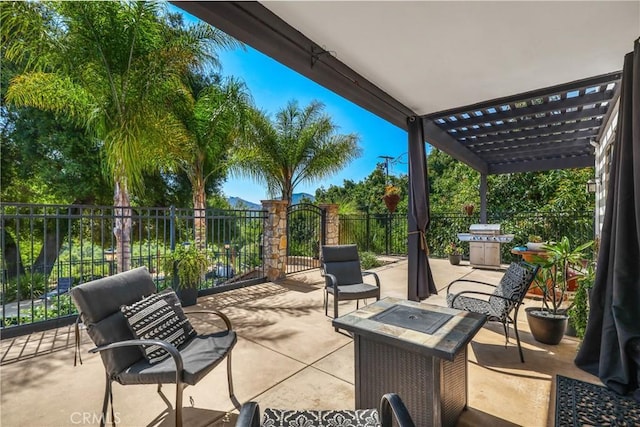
[378,155,393,183]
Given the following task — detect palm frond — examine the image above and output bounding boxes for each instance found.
[7,72,96,128]
[232,100,361,202]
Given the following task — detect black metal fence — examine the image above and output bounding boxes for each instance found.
[339,211,595,261]
[286,203,326,273]
[0,203,267,334]
[1,202,594,335]
[339,212,408,255]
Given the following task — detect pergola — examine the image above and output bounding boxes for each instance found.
[174,1,639,298]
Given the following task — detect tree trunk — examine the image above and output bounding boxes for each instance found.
[113,178,132,273]
[282,181,293,205]
[193,175,206,251]
[31,227,63,276]
[31,204,82,277]
[1,224,25,279]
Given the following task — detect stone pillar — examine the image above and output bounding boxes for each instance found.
[319,204,339,246]
[261,199,288,281]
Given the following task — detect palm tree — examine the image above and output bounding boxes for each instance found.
[232,100,361,204]
[3,1,237,272]
[171,73,252,248]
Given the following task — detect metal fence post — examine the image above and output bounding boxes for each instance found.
[365,209,371,252]
[170,205,176,251]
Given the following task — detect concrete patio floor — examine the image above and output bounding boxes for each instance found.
[0,258,602,426]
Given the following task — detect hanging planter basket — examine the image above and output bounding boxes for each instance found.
[383,193,401,213]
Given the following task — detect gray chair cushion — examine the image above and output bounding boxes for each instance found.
[70,267,157,376]
[327,283,380,300]
[91,311,145,375]
[71,267,156,323]
[322,245,364,286]
[321,244,360,263]
[116,331,237,386]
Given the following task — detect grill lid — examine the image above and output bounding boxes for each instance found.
[469,224,501,234]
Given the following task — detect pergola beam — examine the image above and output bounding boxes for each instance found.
[424,71,621,124]
[422,120,489,174]
[465,120,601,147]
[473,132,597,155]
[454,106,609,139]
[489,155,594,174]
[434,90,615,131]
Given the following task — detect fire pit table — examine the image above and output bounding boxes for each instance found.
[333,298,486,427]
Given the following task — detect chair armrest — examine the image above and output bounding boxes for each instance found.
[446,279,498,295]
[379,393,415,427]
[184,309,233,331]
[324,273,338,290]
[89,339,184,377]
[235,402,260,427]
[362,271,381,287]
[449,290,520,307]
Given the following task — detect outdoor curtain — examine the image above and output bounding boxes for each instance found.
[575,38,640,399]
[407,116,437,301]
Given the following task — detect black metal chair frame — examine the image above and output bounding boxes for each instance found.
[235,393,415,427]
[71,267,237,427]
[322,271,381,314]
[88,309,236,427]
[446,262,539,363]
[320,245,381,330]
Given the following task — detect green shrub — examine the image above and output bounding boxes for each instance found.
[2,273,48,303]
[360,251,382,270]
[3,295,77,326]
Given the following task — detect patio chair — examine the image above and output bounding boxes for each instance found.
[69,266,237,427]
[235,393,415,427]
[320,245,381,328]
[42,277,73,300]
[446,261,539,363]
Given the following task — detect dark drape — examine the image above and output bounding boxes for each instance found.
[407,116,437,301]
[575,39,640,396]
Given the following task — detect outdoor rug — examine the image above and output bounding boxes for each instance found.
[555,375,640,426]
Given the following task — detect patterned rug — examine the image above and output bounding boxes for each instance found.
[555,375,640,426]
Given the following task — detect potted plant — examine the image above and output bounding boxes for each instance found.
[526,234,545,251]
[567,260,595,339]
[526,236,593,344]
[444,242,462,265]
[162,241,208,306]
[382,185,401,213]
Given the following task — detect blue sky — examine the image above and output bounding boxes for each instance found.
[174,5,409,205]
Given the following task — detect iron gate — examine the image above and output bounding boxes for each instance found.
[286,203,326,273]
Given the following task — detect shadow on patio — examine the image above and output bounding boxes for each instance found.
[0,258,602,426]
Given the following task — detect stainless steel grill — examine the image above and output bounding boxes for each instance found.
[457,224,514,269]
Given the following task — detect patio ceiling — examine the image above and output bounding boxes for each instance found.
[175,1,639,174]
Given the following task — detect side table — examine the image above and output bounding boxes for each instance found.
[333,298,486,427]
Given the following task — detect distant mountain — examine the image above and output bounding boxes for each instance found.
[227,197,261,210]
[292,192,315,204]
[227,192,315,210]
